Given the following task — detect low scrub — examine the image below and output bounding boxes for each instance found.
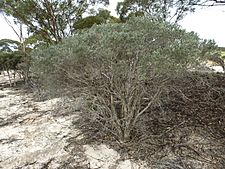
[0,51,23,86]
[32,17,215,142]
[31,17,225,168]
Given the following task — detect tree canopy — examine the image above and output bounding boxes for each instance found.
[117,0,202,23]
[117,0,225,23]
[74,9,120,30]
[0,0,109,44]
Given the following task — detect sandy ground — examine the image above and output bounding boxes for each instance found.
[0,73,145,169]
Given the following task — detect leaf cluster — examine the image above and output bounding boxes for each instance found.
[74,9,121,30]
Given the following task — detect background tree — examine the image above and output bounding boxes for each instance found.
[0,0,109,45]
[0,35,36,84]
[117,0,203,23]
[0,12,35,83]
[74,9,121,30]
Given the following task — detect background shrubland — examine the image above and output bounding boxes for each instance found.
[0,39,25,86]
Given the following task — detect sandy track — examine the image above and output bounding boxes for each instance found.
[0,74,78,168]
[0,74,145,169]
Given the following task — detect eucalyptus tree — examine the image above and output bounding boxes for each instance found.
[0,36,37,83]
[116,0,225,23]
[0,0,109,45]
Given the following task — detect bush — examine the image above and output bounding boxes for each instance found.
[0,51,23,86]
[32,17,215,142]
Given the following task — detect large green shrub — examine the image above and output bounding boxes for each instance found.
[32,17,215,142]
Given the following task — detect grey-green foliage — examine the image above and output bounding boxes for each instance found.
[34,17,207,71]
[33,17,212,78]
[32,17,215,141]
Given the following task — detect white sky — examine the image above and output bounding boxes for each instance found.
[0,0,224,47]
[180,6,225,47]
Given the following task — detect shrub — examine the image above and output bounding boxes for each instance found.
[32,17,215,142]
[0,51,23,86]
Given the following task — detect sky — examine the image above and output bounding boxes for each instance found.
[180,6,225,47]
[0,0,225,47]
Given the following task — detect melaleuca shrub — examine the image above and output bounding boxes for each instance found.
[31,17,216,142]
